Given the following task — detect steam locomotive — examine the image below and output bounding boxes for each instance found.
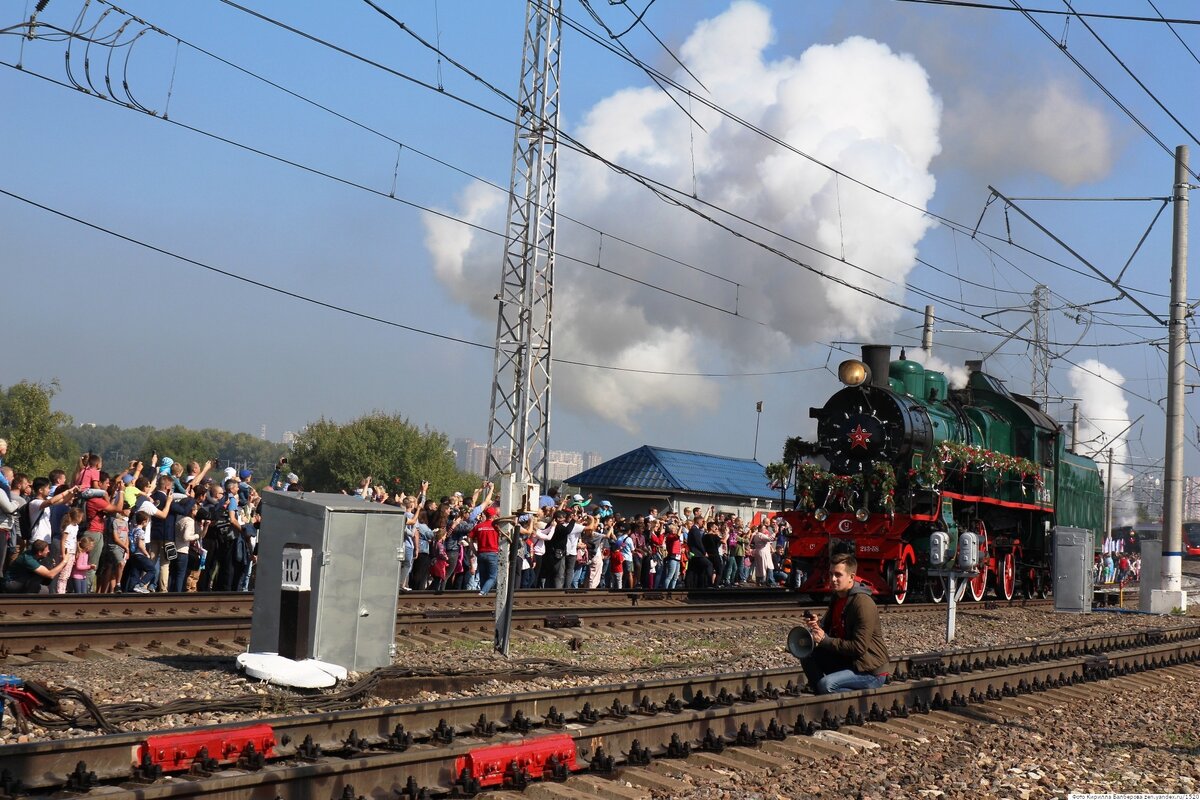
[780,345,1104,603]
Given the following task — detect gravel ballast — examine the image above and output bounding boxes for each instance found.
[3,601,1197,745]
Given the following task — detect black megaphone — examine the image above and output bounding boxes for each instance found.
[787,625,814,660]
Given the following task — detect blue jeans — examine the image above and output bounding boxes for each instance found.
[721,555,739,585]
[168,553,189,592]
[802,654,887,694]
[813,670,886,694]
[661,557,680,590]
[477,551,499,594]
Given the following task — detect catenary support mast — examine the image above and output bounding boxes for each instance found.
[485,0,562,487]
[1031,285,1050,409]
[1152,144,1189,613]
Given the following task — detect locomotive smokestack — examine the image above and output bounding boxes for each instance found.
[965,359,982,374]
[861,345,891,389]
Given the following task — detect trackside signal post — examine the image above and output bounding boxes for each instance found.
[494,475,539,656]
[927,528,980,643]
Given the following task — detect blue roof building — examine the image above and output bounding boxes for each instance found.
[565,445,781,517]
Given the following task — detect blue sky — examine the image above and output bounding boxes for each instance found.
[2,0,1198,497]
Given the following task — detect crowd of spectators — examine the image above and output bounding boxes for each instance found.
[1,438,306,594]
[390,482,799,594]
[1095,552,1139,586]
[1,435,800,595]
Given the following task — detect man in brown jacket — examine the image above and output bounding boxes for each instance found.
[801,553,890,693]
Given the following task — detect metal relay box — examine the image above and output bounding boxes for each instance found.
[1052,526,1093,614]
[250,492,407,671]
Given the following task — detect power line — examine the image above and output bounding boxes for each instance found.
[6,16,1103,367]
[1147,0,1200,66]
[10,4,1170,378]
[1008,0,1200,181]
[0,185,825,379]
[894,0,1200,24]
[202,0,1181,328]
[1063,0,1200,149]
[0,59,762,328]
[536,0,1183,306]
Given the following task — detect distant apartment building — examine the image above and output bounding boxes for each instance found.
[1185,476,1200,521]
[453,439,599,484]
[547,450,584,484]
[453,438,491,477]
[282,430,297,446]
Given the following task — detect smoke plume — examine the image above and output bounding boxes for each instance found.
[1067,359,1134,526]
[423,1,943,430]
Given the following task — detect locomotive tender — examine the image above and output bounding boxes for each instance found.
[781,345,1104,603]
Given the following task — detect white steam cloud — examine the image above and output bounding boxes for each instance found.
[942,80,1115,186]
[1068,359,1134,526]
[905,348,969,389]
[423,1,942,430]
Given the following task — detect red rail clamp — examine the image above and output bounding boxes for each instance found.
[138,723,276,772]
[456,733,577,788]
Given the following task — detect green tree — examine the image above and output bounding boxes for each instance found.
[65,424,286,479]
[0,381,74,476]
[289,413,476,496]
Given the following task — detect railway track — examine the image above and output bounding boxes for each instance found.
[0,591,1052,661]
[4,624,1197,796]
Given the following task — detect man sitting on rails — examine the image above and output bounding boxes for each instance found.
[799,552,890,694]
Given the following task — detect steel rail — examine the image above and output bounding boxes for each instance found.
[5,624,1196,792]
[2,593,1052,659]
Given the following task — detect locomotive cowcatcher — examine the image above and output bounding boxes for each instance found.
[780,345,1104,604]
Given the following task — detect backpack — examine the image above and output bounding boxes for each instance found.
[17,502,34,543]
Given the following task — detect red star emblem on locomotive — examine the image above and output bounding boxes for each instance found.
[847,424,872,450]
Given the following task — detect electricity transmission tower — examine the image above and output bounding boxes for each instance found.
[1030,284,1051,408]
[485,0,562,486]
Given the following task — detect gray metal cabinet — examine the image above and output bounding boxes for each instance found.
[1052,526,1092,613]
[251,492,407,671]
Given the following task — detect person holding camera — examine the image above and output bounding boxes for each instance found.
[799,552,890,694]
[4,539,68,593]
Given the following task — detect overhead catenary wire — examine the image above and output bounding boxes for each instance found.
[894,0,1200,24]
[1063,0,1200,149]
[21,0,1185,320]
[0,185,825,380]
[1008,0,1200,182]
[193,0,1187,330]
[8,4,1176,397]
[13,3,1172,364]
[4,13,1015,332]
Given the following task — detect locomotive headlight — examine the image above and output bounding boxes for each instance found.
[855,507,869,522]
[813,508,829,521]
[838,359,870,387]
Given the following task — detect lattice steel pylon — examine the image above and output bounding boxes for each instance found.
[485,0,562,485]
[1030,284,1051,408]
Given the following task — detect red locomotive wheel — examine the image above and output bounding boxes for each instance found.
[999,553,1016,601]
[888,560,909,605]
[968,564,987,601]
[1023,567,1038,599]
[927,576,946,603]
